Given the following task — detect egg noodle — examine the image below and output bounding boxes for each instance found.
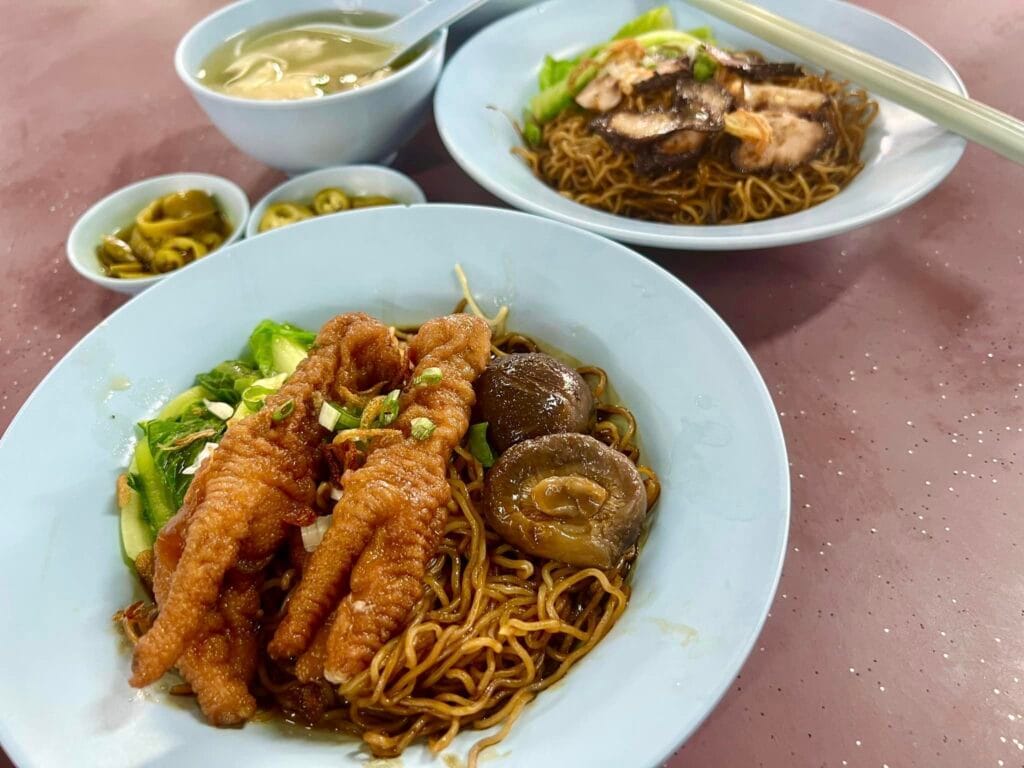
[515,72,878,225]
[119,313,660,767]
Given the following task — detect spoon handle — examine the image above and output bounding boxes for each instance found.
[381,0,492,50]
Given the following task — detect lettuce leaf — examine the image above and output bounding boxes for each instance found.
[133,401,228,533]
[686,26,716,42]
[195,359,259,406]
[613,5,674,39]
[532,4,670,96]
[538,54,577,89]
[248,320,316,377]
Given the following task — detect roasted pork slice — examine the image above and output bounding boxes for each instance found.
[702,44,804,80]
[675,79,734,128]
[635,130,710,175]
[591,102,724,146]
[741,82,829,115]
[726,110,833,172]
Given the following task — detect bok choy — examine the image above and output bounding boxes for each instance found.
[119,318,317,565]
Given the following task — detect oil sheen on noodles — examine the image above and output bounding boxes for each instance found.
[516,73,878,225]
[120,322,661,767]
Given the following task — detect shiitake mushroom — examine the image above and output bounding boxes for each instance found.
[483,433,647,569]
[475,353,593,453]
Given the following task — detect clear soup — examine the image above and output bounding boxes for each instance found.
[197,11,401,100]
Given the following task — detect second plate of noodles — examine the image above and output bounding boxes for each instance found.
[514,6,879,226]
[435,0,967,249]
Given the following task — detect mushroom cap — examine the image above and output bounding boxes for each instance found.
[475,353,594,453]
[484,433,648,568]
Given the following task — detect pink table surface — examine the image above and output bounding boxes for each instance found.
[2,1,1023,766]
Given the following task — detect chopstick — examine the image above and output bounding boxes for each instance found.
[681,0,1024,164]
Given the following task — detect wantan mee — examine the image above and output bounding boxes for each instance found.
[116,274,660,767]
[516,6,878,225]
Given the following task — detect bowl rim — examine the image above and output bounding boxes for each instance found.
[245,164,427,237]
[174,0,447,110]
[66,171,250,291]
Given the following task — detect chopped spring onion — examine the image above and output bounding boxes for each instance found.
[202,399,234,421]
[272,399,295,422]
[242,384,276,412]
[377,389,401,427]
[336,405,362,429]
[181,441,219,476]
[467,422,496,468]
[320,401,365,431]
[693,50,717,81]
[410,417,436,441]
[413,367,443,386]
[300,514,333,552]
[319,401,342,431]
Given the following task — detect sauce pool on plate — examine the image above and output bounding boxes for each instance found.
[197,11,401,100]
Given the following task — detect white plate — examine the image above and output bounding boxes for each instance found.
[435,0,967,250]
[0,206,788,767]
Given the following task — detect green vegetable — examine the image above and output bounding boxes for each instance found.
[232,372,288,422]
[119,384,215,559]
[538,54,577,90]
[242,384,276,412]
[410,417,436,441]
[272,398,295,422]
[523,115,543,148]
[467,422,496,468]
[195,360,259,406]
[529,62,600,124]
[334,403,362,429]
[158,385,210,420]
[319,401,343,431]
[686,26,716,42]
[612,5,674,39]
[119,474,151,563]
[376,389,401,427]
[138,403,227,514]
[632,29,711,51]
[118,317,317,564]
[693,50,717,81]
[413,367,443,386]
[528,11,713,125]
[248,319,316,377]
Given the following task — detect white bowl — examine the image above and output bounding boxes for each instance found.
[175,0,446,174]
[247,165,426,238]
[66,173,250,295]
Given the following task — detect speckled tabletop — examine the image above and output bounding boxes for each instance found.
[2,1,1023,766]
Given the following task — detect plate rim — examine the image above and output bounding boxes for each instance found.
[434,0,968,250]
[0,204,790,767]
